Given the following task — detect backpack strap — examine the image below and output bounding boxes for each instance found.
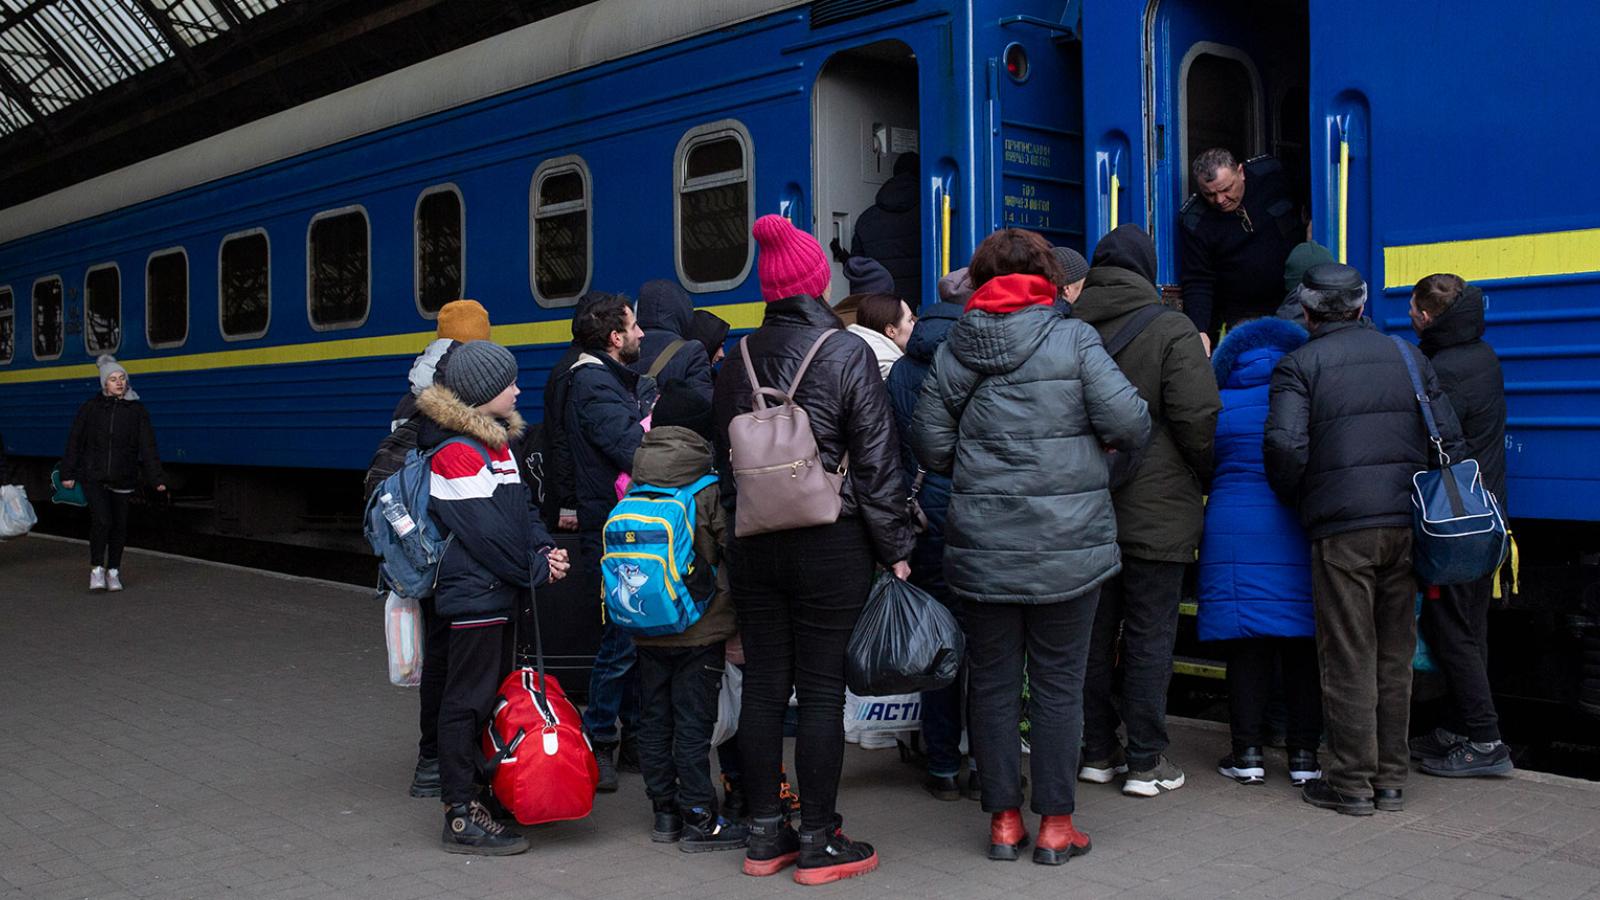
[1389,334,1448,462]
[740,330,837,410]
[1103,304,1173,359]
[645,339,688,380]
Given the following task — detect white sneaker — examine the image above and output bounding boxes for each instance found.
[90,567,106,591]
[106,569,123,592]
[858,730,900,750]
[1123,755,1186,797]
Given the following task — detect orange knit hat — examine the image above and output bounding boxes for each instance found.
[436,299,491,342]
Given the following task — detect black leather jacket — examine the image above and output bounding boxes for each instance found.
[713,294,915,567]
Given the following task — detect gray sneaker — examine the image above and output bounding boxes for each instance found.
[1078,746,1129,784]
[1123,755,1186,797]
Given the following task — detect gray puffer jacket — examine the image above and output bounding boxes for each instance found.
[911,286,1150,605]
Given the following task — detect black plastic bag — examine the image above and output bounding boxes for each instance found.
[846,576,965,695]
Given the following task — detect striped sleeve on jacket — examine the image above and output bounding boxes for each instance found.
[429,442,547,590]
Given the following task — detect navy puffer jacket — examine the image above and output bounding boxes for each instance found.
[886,301,962,588]
[1197,318,1313,641]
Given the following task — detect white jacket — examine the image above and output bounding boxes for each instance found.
[846,324,904,382]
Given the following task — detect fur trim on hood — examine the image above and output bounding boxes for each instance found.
[415,383,525,450]
[1211,317,1308,387]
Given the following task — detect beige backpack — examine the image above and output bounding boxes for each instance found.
[729,330,847,537]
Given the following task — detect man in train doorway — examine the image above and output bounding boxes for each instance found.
[1179,148,1301,351]
[1264,263,1466,816]
[566,292,655,792]
[1407,274,1514,778]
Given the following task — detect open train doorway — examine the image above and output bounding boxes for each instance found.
[813,40,921,309]
[1146,0,1310,310]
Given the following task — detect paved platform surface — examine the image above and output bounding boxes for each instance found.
[3,535,1599,900]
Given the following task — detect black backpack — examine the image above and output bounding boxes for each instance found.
[1100,304,1177,491]
[364,418,421,504]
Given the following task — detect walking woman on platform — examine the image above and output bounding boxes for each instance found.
[61,355,165,592]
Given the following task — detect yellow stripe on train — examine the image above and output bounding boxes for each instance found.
[1384,226,1600,289]
[0,300,767,385]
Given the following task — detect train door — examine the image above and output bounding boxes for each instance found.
[812,41,919,305]
[1146,0,1309,289]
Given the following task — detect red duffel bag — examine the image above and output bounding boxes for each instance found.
[481,583,599,825]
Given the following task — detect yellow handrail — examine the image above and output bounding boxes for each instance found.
[1109,171,1120,231]
[941,191,952,276]
[1338,136,1350,263]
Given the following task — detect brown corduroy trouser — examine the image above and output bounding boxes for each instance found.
[1311,527,1416,798]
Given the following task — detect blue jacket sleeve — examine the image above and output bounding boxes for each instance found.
[572,366,647,474]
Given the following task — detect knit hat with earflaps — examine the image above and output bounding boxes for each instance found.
[439,340,518,407]
[436,299,492,343]
[753,214,831,302]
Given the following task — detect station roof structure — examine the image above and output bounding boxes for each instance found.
[0,0,589,209]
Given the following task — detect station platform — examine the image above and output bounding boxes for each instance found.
[3,535,1599,900]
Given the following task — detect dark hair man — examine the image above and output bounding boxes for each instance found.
[1180,148,1302,350]
[1264,263,1466,816]
[1407,273,1513,777]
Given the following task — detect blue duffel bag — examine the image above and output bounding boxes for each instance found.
[1391,335,1509,585]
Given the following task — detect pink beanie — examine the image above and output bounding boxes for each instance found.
[753,214,831,302]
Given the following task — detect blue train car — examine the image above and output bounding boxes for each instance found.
[0,2,1596,702]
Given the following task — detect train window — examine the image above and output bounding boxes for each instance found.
[675,120,754,291]
[220,230,271,340]
[308,207,370,330]
[1179,45,1262,196]
[84,264,121,355]
[416,186,464,316]
[146,249,189,349]
[32,277,63,360]
[0,287,12,364]
[530,157,591,307]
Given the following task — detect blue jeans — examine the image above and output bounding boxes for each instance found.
[580,532,640,744]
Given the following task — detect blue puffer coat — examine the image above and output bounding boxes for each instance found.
[1197,317,1314,641]
[886,301,963,591]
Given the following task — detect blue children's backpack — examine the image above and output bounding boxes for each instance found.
[364,436,489,599]
[601,474,719,636]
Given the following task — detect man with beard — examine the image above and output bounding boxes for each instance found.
[566,292,657,790]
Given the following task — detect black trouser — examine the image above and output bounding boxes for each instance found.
[1420,575,1501,743]
[83,481,131,570]
[1224,637,1323,753]
[732,518,874,831]
[417,597,450,760]
[1312,527,1415,798]
[965,592,1099,815]
[638,643,725,811]
[1082,557,1186,769]
[438,621,509,806]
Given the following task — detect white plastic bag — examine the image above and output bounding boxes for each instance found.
[710,663,742,747]
[843,689,922,736]
[383,591,424,687]
[0,485,37,538]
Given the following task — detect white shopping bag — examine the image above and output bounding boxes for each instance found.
[710,664,743,747]
[383,591,424,687]
[0,485,37,538]
[843,689,922,736]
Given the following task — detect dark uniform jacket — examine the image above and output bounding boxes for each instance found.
[712,294,914,568]
[61,394,164,490]
[1420,285,1507,502]
[1264,318,1467,540]
[911,275,1150,605]
[852,170,923,303]
[630,280,713,400]
[1179,155,1300,337]
[567,352,657,532]
[1073,264,1221,563]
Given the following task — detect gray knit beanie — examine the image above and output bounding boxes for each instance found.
[1051,246,1090,284]
[439,340,518,407]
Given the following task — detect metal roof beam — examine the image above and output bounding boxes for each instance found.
[130,0,200,77]
[20,17,98,97]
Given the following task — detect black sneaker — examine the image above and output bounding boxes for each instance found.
[409,755,441,798]
[742,814,800,877]
[1420,741,1514,777]
[924,774,961,801]
[1300,779,1375,816]
[722,775,749,821]
[651,799,682,843]
[1217,747,1266,785]
[442,800,529,855]
[795,818,878,885]
[1287,749,1322,787]
[616,733,641,774]
[593,743,619,793]
[680,806,749,853]
[1409,727,1466,761]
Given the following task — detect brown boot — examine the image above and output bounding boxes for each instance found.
[988,809,1030,861]
[1032,814,1090,865]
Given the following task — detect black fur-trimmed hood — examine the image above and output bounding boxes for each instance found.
[415,383,525,450]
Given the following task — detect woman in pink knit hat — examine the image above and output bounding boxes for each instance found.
[711,214,915,885]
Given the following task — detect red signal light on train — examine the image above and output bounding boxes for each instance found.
[1004,43,1029,82]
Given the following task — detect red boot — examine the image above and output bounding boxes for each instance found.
[1033,814,1090,865]
[988,809,1030,861]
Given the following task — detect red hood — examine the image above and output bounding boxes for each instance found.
[964,273,1058,314]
